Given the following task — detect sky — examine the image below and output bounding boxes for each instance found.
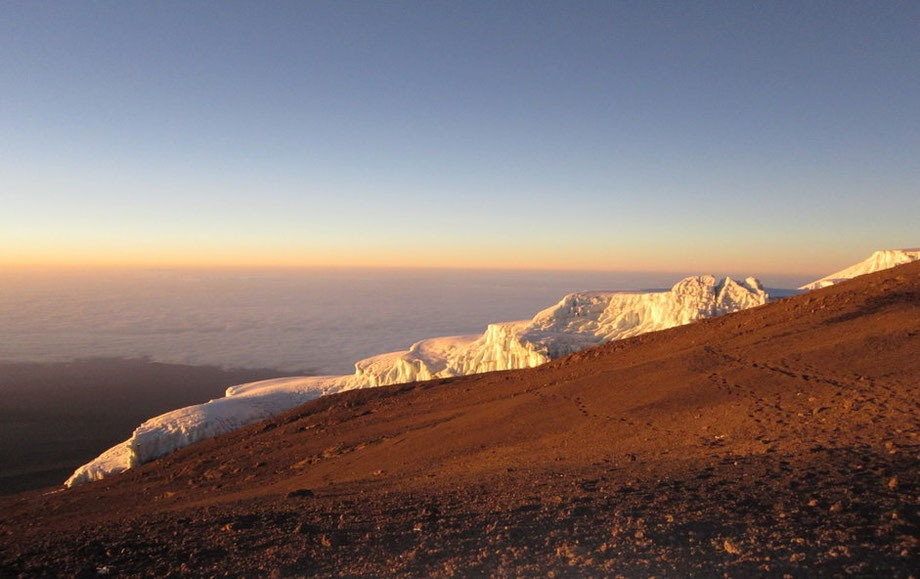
[1,1,917,275]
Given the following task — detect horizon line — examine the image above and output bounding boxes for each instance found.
[0,261,827,278]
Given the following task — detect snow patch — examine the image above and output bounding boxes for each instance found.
[800,249,920,290]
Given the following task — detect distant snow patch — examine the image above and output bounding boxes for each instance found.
[800,249,920,290]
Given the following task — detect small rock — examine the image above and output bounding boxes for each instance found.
[419,506,441,518]
[723,540,741,554]
[886,476,899,489]
[829,501,843,513]
[554,543,583,562]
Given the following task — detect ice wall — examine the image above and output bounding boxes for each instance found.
[65,275,768,487]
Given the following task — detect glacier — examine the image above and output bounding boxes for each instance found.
[800,249,920,290]
[66,275,769,487]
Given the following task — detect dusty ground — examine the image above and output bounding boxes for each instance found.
[1,262,918,577]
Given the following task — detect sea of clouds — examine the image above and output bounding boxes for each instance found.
[0,268,811,375]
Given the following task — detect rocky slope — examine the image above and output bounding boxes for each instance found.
[2,260,917,577]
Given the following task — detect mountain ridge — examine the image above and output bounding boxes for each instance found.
[63,250,920,487]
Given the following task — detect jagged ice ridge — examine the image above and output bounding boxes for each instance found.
[65,275,770,486]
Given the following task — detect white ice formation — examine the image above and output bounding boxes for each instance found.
[65,275,768,487]
[800,249,920,290]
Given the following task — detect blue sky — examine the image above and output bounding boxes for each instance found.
[1,1,917,273]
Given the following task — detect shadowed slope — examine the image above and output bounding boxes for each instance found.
[2,261,918,576]
[0,359,286,495]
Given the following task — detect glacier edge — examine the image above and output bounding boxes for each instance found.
[65,275,769,487]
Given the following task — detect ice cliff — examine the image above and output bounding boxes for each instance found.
[65,275,768,487]
[800,249,920,290]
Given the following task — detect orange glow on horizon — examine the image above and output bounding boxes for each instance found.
[0,244,835,276]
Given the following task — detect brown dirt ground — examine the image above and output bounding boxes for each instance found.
[1,262,918,577]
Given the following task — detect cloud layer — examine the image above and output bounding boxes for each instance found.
[0,269,735,374]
